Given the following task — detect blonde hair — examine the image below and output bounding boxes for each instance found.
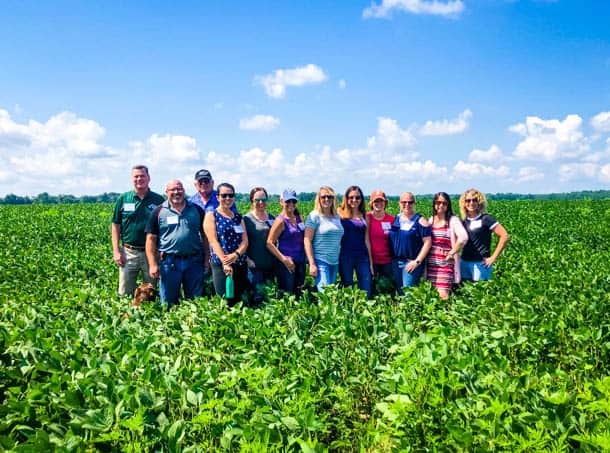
[314,186,337,216]
[459,188,487,219]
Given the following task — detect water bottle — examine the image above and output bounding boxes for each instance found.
[225,274,234,299]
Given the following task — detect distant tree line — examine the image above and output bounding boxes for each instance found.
[1,190,609,205]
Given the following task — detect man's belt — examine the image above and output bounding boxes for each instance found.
[123,243,145,251]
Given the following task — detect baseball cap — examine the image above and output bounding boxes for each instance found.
[370,190,386,201]
[282,188,298,202]
[194,169,212,182]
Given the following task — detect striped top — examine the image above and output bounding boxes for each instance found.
[305,211,344,265]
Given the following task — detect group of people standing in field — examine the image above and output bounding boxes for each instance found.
[112,165,509,309]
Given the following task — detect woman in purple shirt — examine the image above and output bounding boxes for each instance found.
[266,189,306,296]
[338,185,373,299]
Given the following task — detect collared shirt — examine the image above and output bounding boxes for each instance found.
[146,201,206,256]
[188,190,238,214]
[112,189,165,247]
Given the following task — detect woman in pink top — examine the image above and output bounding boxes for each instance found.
[366,190,395,295]
[426,192,468,300]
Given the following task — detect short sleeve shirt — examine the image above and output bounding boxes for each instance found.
[146,201,205,256]
[244,211,276,271]
[461,214,499,261]
[388,213,432,260]
[112,190,165,247]
[305,211,344,265]
[367,212,394,265]
[210,210,248,266]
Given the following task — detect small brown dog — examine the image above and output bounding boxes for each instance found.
[132,283,157,307]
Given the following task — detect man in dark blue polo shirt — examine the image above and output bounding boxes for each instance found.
[146,179,206,309]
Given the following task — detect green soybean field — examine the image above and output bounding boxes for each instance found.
[1,199,609,452]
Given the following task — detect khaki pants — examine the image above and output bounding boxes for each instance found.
[118,246,157,296]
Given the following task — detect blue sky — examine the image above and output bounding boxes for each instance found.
[1,0,609,197]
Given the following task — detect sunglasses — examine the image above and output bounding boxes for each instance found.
[220,193,235,199]
[254,197,268,203]
[348,196,362,200]
[198,179,212,184]
[435,201,448,206]
[465,198,479,203]
[320,195,334,200]
[284,200,297,204]
[400,200,415,205]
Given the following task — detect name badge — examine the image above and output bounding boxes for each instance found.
[469,219,482,230]
[400,221,414,231]
[266,219,275,227]
[233,225,244,233]
[124,203,135,212]
[167,215,179,225]
[381,222,391,230]
[298,222,305,231]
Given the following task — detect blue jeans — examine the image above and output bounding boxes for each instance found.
[339,255,372,299]
[276,260,306,296]
[159,254,205,309]
[314,259,339,293]
[460,260,493,281]
[392,258,424,295]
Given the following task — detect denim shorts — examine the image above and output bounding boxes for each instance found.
[460,260,493,281]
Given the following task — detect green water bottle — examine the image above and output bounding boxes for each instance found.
[225,274,234,299]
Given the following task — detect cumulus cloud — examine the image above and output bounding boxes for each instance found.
[363,0,464,19]
[558,163,597,181]
[590,111,610,132]
[516,166,544,183]
[600,164,610,183]
[255,64,327,99]
[239,114,280,131]
[510,114,589,161]
[367,117,418,156]
[419,109,472,136]
[452,160,510,179]
[468,144,504,163]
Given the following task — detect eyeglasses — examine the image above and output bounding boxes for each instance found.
[320,195,334,200]
[167,187,184,193]
[400,200,415,205]
[348,196,362,201]
[435,201,448,206]
[465,198,478,204]
[198,179,212,184]
[220,193,235,199]
[254,197,268,203]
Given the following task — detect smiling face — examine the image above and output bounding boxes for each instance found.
[371,198,386,214]
[165,180,185,207]
[464,191,480,216]
[399,192,416,216]
[319,189,335,213]
[434,195,448,217]
[281,198,297,215]
[217,185,235,209]
[132,168,150,193]
[195,177,214,197]
[251,189,268,212]
[346,189,362,211]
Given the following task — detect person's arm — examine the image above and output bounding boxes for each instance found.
[304,227,317,277]
[146,234,159,279]
[484,223,509,267]
[405,217,432,273]
[111,222,124,267]
[203,210,226,263]
[364,217,374,275]
[267,218,295,272]
[446,216,468,261]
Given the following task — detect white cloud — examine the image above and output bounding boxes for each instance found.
[516,166,544,182]
[419,109,472,136]
[255,64,328,99]
[338,79,346,90]
[239,114,280,131]
[600,164,610,183]
[590,111,610,132]
[367,117,417,155]
[558,163,597,181]
[452,160,510,179]
[468,144,504,163]
[132,133,200,166]
[363,0,464,19]
[510,114,589,161]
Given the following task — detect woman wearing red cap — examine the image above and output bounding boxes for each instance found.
[366,190,395,295]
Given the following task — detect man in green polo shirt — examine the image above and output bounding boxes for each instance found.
[111,165,165,297]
